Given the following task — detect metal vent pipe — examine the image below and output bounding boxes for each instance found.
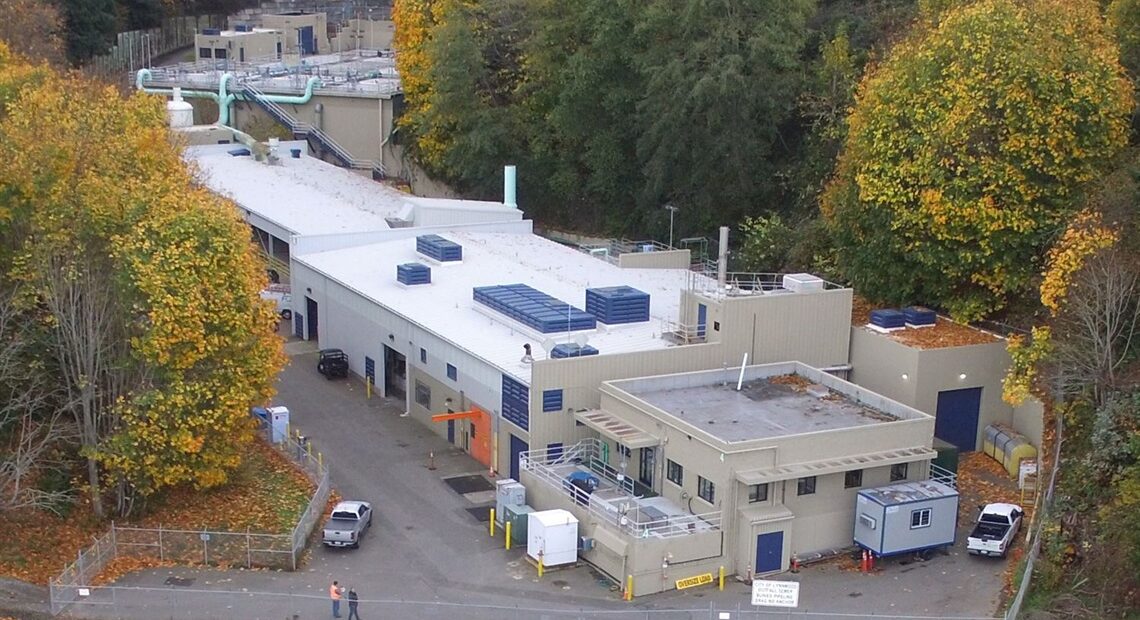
[717,226,729,290]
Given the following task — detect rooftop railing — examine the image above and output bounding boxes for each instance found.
[520,439,721,540]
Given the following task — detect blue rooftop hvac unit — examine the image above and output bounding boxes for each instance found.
[585,286,650,325]
[396,263,431,285]
[202,28,222,35]
[550,343,600,358]
[416,234,462,262]
[869,309,906,329]
[903,306,937,327]
[473,284,596,334]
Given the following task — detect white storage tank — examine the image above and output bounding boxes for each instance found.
[527,509,579,567]
[166,87,194,129]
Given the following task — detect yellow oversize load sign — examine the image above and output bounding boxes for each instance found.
[675,573,714,590]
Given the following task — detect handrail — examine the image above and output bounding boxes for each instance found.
[521,439,721,539]
[240,82,385,176]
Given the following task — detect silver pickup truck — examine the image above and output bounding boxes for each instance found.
[322,501,372,548]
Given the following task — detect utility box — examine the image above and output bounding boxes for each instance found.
[528,509,579,567]
[495,479,526,524]
[854,480,959,558]
[251,406,290,444]
[505,504,533,544]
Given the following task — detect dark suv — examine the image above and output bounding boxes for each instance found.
[317,348,350,380]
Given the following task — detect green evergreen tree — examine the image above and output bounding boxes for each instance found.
[61,0,117,63]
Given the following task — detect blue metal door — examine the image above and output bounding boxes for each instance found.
[299,26,315,54]
[364,356,375,387]
[756,531,783,574]
[293,312,303,338]
[935,387,982,451]
[697,303,707,338]
[547,443,563,461]
[447,420,455,444]
[509,434,528,481]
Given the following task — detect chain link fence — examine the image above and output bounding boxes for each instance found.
[49,421,330,616]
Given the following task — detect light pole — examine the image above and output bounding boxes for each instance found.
[664,204,679,249]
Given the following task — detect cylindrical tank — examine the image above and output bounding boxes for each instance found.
[167,87,194,128]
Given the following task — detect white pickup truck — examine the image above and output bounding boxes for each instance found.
[967,503,1023,558]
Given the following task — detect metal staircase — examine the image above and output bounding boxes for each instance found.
[240,82,386,179]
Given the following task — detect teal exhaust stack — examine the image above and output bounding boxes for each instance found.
[504,165,517,209]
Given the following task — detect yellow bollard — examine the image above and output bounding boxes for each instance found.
[505,521,512,550]
[719,566,725,591]
[538,552,544,579]
[490,509,496,537]
[317,452,323,469]
[625,575,633,601]
[366,376,372,399]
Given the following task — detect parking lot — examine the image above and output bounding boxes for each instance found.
[79,341,1014,619]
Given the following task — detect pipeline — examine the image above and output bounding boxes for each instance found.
[137,69,322,127]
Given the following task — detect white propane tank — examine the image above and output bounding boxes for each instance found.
[167,87,194,128]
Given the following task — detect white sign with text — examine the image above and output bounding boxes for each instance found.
[751,580,800,608]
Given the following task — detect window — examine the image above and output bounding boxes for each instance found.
[890,462,908,482]
[845,469,863,489]
[666,459,683,486]
[615,443,631,459]
[420,348,427,364]
[547,443,563,460]
[446,364,457,381]
[910,508,932,529]
[198,47,212,58]
[748,483,769,503]
[214,48,227,59]
[414,380,431,408]
[797,476,817,496]
[542,389,563,412]
[713,321,720,331]
[697,476,715,503]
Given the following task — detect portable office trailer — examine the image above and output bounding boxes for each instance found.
[853,480,959,557]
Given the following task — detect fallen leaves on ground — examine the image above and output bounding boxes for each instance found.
[0,438,317,585]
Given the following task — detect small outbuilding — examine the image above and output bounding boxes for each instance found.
[853,479,958,558]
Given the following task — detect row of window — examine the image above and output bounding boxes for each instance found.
[666,459,910,504]
[417,347,459,382]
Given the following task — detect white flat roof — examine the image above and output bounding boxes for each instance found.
[297,231,699,382]
[186,143,409,236]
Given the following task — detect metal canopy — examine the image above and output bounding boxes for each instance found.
[573,409,659,449]
[735,446,938,486]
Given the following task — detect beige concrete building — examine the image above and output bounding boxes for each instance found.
[520,362,939,595]
[259,12,330,55]
[195,28,283,63]
[331,19,395,51]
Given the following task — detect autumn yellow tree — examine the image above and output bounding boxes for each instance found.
[823,0,1133,321]
[0,43,284,515]
[392,0,449,171]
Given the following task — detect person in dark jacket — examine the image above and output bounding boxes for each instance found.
[347,588,361,620]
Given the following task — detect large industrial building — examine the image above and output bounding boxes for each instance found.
[160,65,1043,594]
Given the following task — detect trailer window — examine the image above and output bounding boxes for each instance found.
[910,508,932,529]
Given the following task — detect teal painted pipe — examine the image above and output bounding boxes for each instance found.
[135,68,234,125]
[239,76,322,105]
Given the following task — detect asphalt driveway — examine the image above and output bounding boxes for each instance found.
[65,341,1013,619]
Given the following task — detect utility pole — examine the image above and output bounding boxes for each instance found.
[664,204,679,249]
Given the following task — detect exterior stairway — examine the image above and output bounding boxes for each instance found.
[240,82,386,179]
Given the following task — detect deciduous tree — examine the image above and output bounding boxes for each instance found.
[822,0,1133,321]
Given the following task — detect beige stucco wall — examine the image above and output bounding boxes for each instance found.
[195,31,281,61]
[330,19,395,50]
[617,249,691,269]
[260,13,329,54]
[228,93,404,178]
[681,288,853,367]
[848,327,1041,451]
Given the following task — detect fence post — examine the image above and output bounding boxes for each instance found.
[247,527,252,569]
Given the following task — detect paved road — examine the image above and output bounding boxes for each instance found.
[57,343,1010,619]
